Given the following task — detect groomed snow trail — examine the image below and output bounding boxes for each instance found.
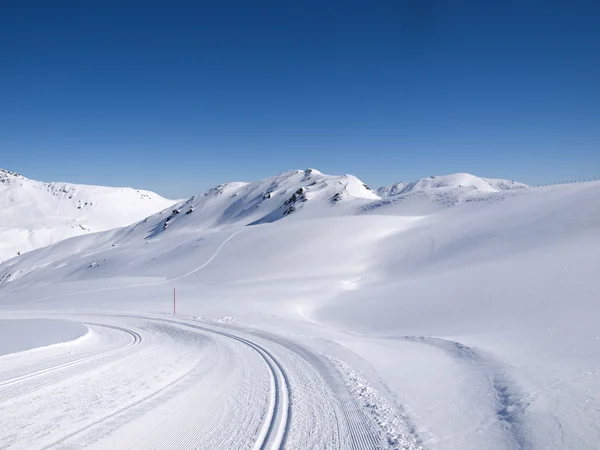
[0,233,416,449]
[0,312,396,450]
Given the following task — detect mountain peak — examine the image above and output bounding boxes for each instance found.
[376,181,409,197]
[304,168,322,175]
[0,169,24,184]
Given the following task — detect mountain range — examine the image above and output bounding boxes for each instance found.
[0,168,527,263]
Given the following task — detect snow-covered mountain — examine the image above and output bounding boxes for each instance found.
[0,168,176,262]
[0,168,528,284]
[154,168,380,234]
[376,181,409,197]
[371,173,528,213]
[377,173,527,198]
[0,168,524,264]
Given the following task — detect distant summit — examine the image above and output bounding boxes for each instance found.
[377,173,527,197]
[376,181,409,198]
[0,168,24,184]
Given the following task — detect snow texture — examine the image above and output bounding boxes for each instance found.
[0,168,597,450]
[0,318,88,356]
[0,168,176,262]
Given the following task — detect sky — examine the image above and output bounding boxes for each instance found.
[1,0,599,198]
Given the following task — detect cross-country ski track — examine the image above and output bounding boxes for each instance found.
[0,312,392,449]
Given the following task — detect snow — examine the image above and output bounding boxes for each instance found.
[368,173,529,216]
[377,181,409,197]
[0,318,88,356]
[0,168,598,449]
[155,168,380,231]
[0,168,176,262]
[404,173,525,192]
[378,173,528,197]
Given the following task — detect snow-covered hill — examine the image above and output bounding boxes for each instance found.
[404,173,527,193]
[1,169,598,449]
[0,168,523,265]
[372,173,528,213]
[0,168,176,262]
[152,168,380,235]
[0,168,383,283]
[377,173,527,198]
[0,169,529,285]
[376,181,409,197]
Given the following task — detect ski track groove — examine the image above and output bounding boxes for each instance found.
[265,337,380,450]
[95,333,236,450]
[64,312,384,450]
[317,353,380,450]
[28,315,290,450]
[0,324,140,391]
[39,348,204,450]
[154,317,292,450]
[0,312,384,450]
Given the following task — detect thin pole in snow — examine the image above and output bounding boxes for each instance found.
[173,287,176,315]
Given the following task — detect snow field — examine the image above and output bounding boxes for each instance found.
[0,318,89,356]
[0,171,598,449]
[0,169,176,262]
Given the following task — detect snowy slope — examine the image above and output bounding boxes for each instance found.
[371,173,528,214]
[378,173,528,197]
[157,168,380,232]
[0,168,176,262]
[376,181,409,197]
[0,168,382,285]
[0,169,598,449]
[402,173,528,193]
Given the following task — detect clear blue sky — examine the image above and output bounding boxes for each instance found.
[2,1,599,198]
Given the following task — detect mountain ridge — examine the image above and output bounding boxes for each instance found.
[0,167,527,263]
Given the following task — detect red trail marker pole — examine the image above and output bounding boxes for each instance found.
[173,287,176,315]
